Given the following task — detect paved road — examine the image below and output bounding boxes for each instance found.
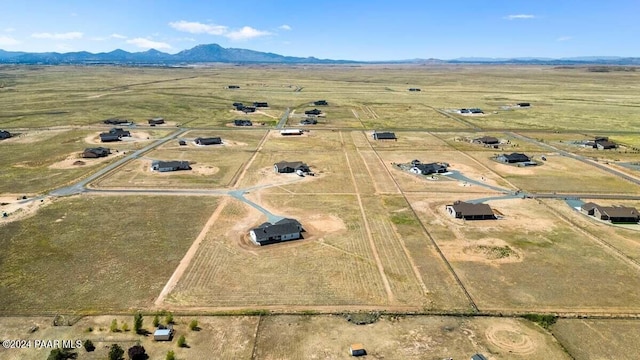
[49,129,187,196]
[276,108,291,129]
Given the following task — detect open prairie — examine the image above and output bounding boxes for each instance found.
[2,64,640,359]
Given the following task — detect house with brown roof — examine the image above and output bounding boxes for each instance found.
[446,201,496,220]
[581,202,639,223]
[82,147,111,158]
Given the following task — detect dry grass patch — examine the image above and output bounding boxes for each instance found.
[95,148,252,188]
[255,315,569,360]
[409,194,640,312]
[553,319,640,360]
[0,195,220,314]
[167,196,390,307]
[468,151,640,194]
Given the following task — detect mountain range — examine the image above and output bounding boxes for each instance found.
[1,43,639,65]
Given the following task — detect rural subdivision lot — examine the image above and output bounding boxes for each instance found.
[1,65,640,359]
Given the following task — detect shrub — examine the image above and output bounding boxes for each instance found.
[134,312,143,334]
[153,314,160,327]
[177,335,187,348]
[110,319,119,333]
[127,344,149,360]
[83,339,95,352]
[121,322,129,332]
[166,312,174,324]
[189,319,199,331]
[108,344,124,360]
[166,350,176,360]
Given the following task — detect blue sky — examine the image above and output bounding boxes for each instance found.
[0,0,638,60]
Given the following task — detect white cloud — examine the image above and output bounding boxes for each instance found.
[556,36,572,42]
[126,37,172,50]
[169,20,227,35]
[31,32,83,40]
[110,33,127,39]
[4,28,16,33]
[0,35,20,46]
[279,24,292,31]
[225,26,272,41]
[169,20,272,41]
[505,14,536,20]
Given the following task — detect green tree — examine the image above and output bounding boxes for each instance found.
[110,319,119,332]
[189,319,199,331]
[47,348,77,360]
[153,314,160,327]
[133,312,143,334]
[166,350,176,360]
[127,344,149,360]
[108,344,124,360]
[83,339,95,352]
[165,312,174,324]
[177,335,187,348]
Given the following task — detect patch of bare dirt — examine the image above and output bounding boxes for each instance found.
[485,323,537,355]
[0,195,51,225]
[3,129,70,144]
[48,151,125,169]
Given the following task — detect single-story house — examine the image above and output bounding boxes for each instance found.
[99,133,121,142]
[82,147,110,158]
[195,137,222,145]
[408,88,421,91]
[227,85,240,89]
[153,325,174,341]
[517,102,531,107]
[305,108,322,115]
[234,119,253,126]
[274,161,310,174]
[300,118,318,125]
[0,130,12,139]
[151,160,191,172]
[473,136,500,145]
[178,140,187,146]
[373,131,397,141]
[109,128,131,137]
[496,152,531,164]
[596,140,617,150]
[253,102,269,108]
[148,117,165,125]
[459,108,483,114]
[281,129,303,136]
[103,118,131,125]
[349,344,367,357]
[446,201,496,220]
[314,100,328,106]
[581,202,639,223]
[471,354,488,360]
[249,218,303,246]
[410,162,448,175]
[242,106,256,113]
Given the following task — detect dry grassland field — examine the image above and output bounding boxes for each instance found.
[1,64,640,359]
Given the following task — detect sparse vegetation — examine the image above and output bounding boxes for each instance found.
[522,313,558,330]
[108,344,124,360]
[134,312,143,334]
[83,339,95,352]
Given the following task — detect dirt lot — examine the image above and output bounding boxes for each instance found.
[0,314,571,360]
